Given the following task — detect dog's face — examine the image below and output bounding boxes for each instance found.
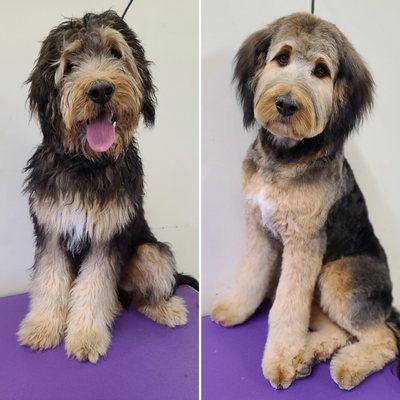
[28,11,155,160]
[235,13,373,145]
[253,33,337,140]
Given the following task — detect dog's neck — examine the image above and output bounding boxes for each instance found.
[251,129,343,181]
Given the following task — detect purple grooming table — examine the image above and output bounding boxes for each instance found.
[202,304,400,400]
[0,285,198,400]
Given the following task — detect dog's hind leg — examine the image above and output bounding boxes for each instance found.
[120,242,188,327]
[295,303,352,378]
[137,296,188,327]
[210,207,281,327]
[18,235,74,350]
[318,257,398,390]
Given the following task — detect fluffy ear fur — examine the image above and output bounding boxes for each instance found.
[330,36,374,137]
[27,25,64,140]
[233,23,280,128]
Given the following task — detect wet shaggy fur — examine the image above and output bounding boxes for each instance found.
[18,11,196,363]
[211,13,400,390]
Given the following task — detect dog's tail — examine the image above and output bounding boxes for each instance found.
[386,307,400,377]
[176,273,199,292]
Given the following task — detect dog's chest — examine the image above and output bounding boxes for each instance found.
[245,174,337,239]
[252,190,279,237]
[247,186,282,238]
[32,195,134,249]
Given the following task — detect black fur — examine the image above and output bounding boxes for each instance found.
[324,161,387,264]
[25,10,195,308]
[235,14,397,337]
[176,273,199,291]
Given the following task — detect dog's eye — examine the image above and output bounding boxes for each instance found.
[275,53,290,67]
[64,61,75,75]
[313,63,330,79]
[110,48,122,59]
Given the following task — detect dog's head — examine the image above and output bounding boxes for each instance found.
[28,10,155,160]
[234,13,373,148]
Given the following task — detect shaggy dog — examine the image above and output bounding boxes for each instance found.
[18,10,197,363]
[211,13,399,390]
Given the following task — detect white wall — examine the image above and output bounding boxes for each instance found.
[0,0,198,296]
[202,0,400,313]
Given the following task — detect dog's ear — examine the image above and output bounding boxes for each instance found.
[123,34,156,127]
[233,25,278,128]
[27,26,65,137]
[132,48,156,127]
[331,39,374,136]
[100,11,157,127]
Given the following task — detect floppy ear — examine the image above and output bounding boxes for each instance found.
[331,39,374,136]
[233,25,278,128]
[27,26,66,138]
[134,51,156,127]
[99,11,156,127]
[124,35,156,127]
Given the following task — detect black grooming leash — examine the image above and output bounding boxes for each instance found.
[311,0,315,14]
[122,0,134,19]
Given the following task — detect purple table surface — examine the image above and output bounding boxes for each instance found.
[0,285,198,400]
[202,305,400,400]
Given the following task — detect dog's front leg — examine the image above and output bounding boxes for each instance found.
[18,236,74,350]
[65,243,120,363]
[262,234,325,389]
[211,207,281,327]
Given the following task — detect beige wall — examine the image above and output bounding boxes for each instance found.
[0,0,198,296]
[202,0,400,313]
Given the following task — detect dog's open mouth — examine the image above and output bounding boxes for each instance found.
[86,110,116,153]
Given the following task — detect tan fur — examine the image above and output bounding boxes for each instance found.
[31,193,135,248]
[220,144,345,389]
[18,236,74,349]
[295,304,351,375]
[318,259,354,332]
[330,324,397,390]
[317,258,398,389]
[226,12,378,390]
[211,205,280,327]
[251,28,336,139]
[55,27,144,160]
[137,296,188,327]
[65,243,121,363]
[120,243,177,303]
[255,83,315,139]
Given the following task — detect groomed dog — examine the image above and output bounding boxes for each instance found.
[18,10,197,363]
[211,13,400,390]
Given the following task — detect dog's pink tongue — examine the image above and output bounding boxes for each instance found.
[86,112,115,153]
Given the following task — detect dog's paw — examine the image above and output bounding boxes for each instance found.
[18,314,64,350]
[65,327,111,363]
[138,296,188,327]
[330,349,365,390]
[211,296,250,327]
[295,330,351,377]
[262,352,297,390]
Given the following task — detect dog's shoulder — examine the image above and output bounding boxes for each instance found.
[242,138,347,239]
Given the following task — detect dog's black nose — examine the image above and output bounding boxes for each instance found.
[275,96,298,117]
[87,81,115,105]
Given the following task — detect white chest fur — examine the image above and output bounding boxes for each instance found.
[32,195,134,250]
[248,190,279,238]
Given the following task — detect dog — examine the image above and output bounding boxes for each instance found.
[211,13,400,390]
[18,10,197,363]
